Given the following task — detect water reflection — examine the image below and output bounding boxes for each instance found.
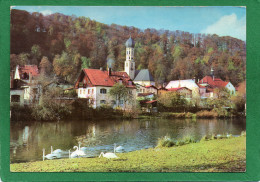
[10,118,246,163]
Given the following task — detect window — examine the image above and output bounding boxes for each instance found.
[128,81,132,85]
[100,100,106,104]
[100,88,107,94]
[118,80,122,84]
[80,89,82,94]
[126,62,128,67]
[92,89,94,94]
[83,90,85,94]
[119,100,123,105]
[11,95,20,102]
[88,89,90,94]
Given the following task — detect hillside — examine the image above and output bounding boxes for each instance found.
[11,9,246,86]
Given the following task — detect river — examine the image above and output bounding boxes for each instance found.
[10,118,246,163]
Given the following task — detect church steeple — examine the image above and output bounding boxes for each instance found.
[124,36,135,80]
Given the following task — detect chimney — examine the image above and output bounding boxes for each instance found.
[108,68,111,76]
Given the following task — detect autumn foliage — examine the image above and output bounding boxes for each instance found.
[11,9,246,85]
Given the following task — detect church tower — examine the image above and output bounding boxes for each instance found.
[124,36,135,80]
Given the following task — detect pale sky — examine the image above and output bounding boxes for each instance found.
[12,6,246,41]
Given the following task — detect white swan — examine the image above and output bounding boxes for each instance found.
[78,144,88,151]
[53,149,63,154]
[70,146,85,158]
[114,143,124,152]
[43,147,60,160]
[99,152,118,159]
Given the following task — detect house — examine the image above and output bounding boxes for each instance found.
[74,67,136,109]
[10,65,41,105]
[199,68,236,98]
[124,37,155,86]
[136,84,157,95]
[165,79,200,98]
[167,87,192,100]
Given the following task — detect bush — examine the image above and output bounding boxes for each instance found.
[196,110,218,118]
[182,135,196,144]
[157,135,175,148]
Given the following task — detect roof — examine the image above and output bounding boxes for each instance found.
[145,100,157,104]
[197,84,206,88]
[166,79,199,90]
[20,65,39,77]
[82,69,135,88]
[134,69,155,82]
[167,87,191,91]
[145,85,157,89]
[125,36,135,48]
[199,76,229,88]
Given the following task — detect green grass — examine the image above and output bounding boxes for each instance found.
[10,136,246,172]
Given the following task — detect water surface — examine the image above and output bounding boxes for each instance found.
[10,118,246,163]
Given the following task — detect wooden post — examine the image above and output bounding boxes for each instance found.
[43,148,45,161]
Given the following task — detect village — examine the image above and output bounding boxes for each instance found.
[10,36,243,119]
[8,6,248,174]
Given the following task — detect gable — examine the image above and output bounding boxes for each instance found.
[75,69,136,88]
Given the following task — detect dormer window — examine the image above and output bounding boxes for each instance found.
[128,80,132,86]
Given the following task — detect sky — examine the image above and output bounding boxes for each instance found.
[12,6,246,41]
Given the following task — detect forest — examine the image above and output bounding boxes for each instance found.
[11,9,246,86]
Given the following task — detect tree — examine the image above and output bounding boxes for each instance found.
[40,56,52,75]
[53,51,80,82]
[31,45,42,65]
[109,83,133,109]
[157,91,187,112]
[81,56,91,69]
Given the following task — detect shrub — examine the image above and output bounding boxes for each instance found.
[157,135,175,148]
[182,135,196,144]
[196,110,218,118]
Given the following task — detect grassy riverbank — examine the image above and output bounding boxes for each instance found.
[11,136,246,172]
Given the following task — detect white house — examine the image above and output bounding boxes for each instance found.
[199,75,236,98]
[165,79,200,98]
[10,65,41,105]
[75,68,136,109]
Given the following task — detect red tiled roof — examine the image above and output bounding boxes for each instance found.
[20,65,39,76]
[199,76,229,88]
[145,100,157,104]
[167,87,191,91]
[197,84,206,88]
[145,85,157,89]
[83,69,135,88]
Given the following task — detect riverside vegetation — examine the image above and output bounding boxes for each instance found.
[10,132,246,172]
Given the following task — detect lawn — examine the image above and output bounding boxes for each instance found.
[10,136,246,172]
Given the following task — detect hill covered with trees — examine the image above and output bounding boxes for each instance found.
[11,9,246,86]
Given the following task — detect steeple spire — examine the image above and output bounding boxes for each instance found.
[124,36,135,80]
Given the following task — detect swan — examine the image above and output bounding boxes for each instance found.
[70,146,85,158]
[43,147,60,160]
[114,143,124,152]
[78,144,88,151]
[99,152,118,159]
[53,149,63,154]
